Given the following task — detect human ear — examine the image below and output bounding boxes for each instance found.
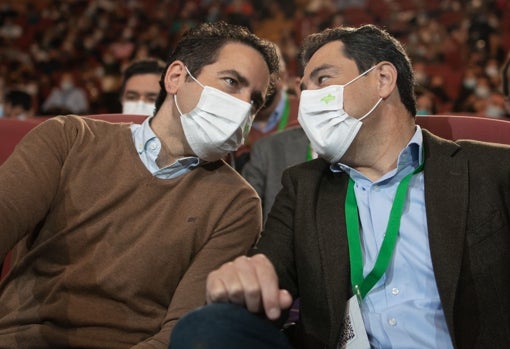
[164,61,187,94]
[375,62,397,99]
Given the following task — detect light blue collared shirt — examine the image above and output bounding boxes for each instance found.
[331,126,453,349]
[130,117,202,179]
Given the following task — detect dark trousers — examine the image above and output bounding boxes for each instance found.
[170,303,295,349]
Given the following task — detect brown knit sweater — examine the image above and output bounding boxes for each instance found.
[0,115,262,348]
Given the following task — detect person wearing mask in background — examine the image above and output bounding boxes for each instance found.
[41,72,89,115]
[0,21,278,348]
[170,24,510,349]
[2,89,34,119]
[231,44,299,171]
[121,58,166,116]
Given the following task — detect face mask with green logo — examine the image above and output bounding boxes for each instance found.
[297,66,382,163]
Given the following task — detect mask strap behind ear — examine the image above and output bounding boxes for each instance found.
[184,66,205,88]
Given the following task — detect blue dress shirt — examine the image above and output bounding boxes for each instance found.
[331,126,453,349]
[130,117,202,179]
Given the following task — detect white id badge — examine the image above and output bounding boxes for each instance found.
[337,295,370,349]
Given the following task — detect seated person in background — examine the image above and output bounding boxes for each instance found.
[241,126,313,222]
[121,58,166,116]
[2,89,34,119]
[231,44,299,171]
[170,24,510,349]
[41,72,89,115]
[0,21,278,348]
[415,85,437,115]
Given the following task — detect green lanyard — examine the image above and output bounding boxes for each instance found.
[345,161,424,300]
[277,96,290,131]
[306,143,313,161]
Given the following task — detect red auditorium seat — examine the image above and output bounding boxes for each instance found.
[416,115,510,145]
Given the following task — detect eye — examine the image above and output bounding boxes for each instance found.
[250,97,263,114]
[318,75,330,85]
[124,92,140,101]
[223,77,239,88]
[146,94,158,103]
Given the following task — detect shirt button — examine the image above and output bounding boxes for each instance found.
[391,287,400,295]
[388,318,397,326]
[149,142,157,150]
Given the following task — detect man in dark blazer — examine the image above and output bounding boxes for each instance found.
[242,126,310,222]
[170,24,510,349]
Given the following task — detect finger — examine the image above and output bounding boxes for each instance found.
[206,262,243,304]
[251,254,284,320]
[206,273,230,304]
[232,256,263,313]
[279,289,293,309]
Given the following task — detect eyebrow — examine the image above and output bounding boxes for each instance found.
[218,69,249,86]
[308,64,338,82]
[218,69,265,109]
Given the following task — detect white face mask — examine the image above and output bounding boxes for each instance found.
[122,100,155,115]
[298,66,382,163]
[174,66,253,161]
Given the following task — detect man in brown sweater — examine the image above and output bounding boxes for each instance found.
[0,22,278,348]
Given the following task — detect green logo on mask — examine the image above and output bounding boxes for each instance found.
[321,94,335,104]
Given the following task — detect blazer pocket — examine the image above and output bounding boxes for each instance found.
[466,207,509,268]
[466,206,506,246]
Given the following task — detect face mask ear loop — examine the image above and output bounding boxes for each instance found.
[344,65,378,87]
[184,65,205,88]
[173,94,184,116]
[359,97,383,121]
[174,65,205,116]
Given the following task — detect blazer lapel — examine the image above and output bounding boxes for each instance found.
[422,130,468,334]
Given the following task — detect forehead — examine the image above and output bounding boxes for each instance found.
[303,41,357,78]
[202,42,270,87]
[124,74,160,93]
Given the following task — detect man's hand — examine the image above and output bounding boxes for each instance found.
[206,254,293,320]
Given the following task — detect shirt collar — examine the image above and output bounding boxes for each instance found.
[130,116,203,178]
[331,125,424,183]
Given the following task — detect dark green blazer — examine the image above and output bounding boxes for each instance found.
[252,129,510,349]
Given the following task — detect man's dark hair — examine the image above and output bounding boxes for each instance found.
[5,90,32,111]
[300,24,416,117]
[120,58,166,97]
[154,21,279,113]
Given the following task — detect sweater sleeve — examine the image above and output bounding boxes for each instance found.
[0,117,72,259]
[131,183,262,348]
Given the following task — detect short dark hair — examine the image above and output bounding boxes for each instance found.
[300,24,416,117]
[154,21,279,113]
[5,90,32,111]
[502,56,510,97]
[120,58,166,97]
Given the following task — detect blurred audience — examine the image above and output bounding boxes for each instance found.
[501,55,510,118]
[41,72,89,115]
[1,0,509,117]
[2,89,34,119]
